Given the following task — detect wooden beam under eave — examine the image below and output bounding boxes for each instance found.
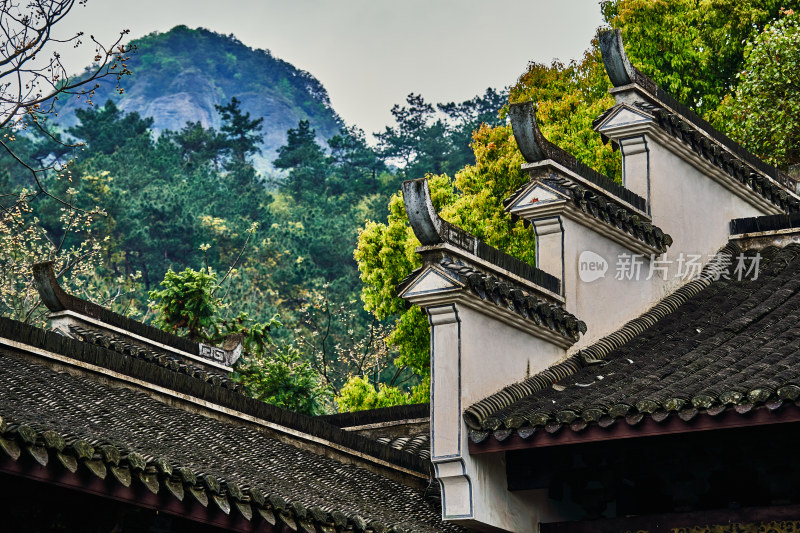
[468,403,800,454]
[540,502,800,533]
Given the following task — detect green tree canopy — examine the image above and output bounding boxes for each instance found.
[713,10,800,168]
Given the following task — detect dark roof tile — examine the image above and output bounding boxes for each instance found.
[0,353,462,533]
[466,241,800,439]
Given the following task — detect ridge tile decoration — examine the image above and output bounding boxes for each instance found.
[506,101,672,254]
[597,29,800,214]
[401,257,586,342]
[508,100,647,213]
[505,175,673,254]
[0,329,464,533]
[465,242,800,443]
[402,178,561,295]
[32,261,199,357]
[376,434,431,462]
[34,261,243,372]
[65,324,244,391]
[399,178,586,342]
[731,211,800,235]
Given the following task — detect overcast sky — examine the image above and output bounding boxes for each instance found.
[59,1,605,136]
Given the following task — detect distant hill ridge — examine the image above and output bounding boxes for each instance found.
[57,25,343,170]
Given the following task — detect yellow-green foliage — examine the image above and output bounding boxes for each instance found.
[336,375,429,412]
[712,11,800,168]
[510,43,619,180]
[354,47,621,404]
[602,0,800,117]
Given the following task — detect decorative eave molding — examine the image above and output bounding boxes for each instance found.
[598,29,800,212]
[400,261,584,347]
[403,178,561,295]
[730,212,800,250]
[508,100,647,212]
[49,309,234,373]
[33,261,199,356]
[414,242,564,303]
[403,280,578,350]
[509,182,665,257]
[507,169,672,255]
[520,159,648,217]
[595,106,787,215]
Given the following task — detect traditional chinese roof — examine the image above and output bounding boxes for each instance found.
[32,261,197,356]
[402,178,561,295]
[65,323,242,390]
[730,211,800,235]
[320,405,432,462]
[465,240,800,443]
[0,316,464,533]
[33,261,242,373]
[596,29,800,213]
[506,175,673,254]
[507,100,647,213]
[320,404,430,430]
[398,256,586,342]
[375,434,431,462]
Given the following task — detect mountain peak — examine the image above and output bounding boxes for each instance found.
[57,25,343,171]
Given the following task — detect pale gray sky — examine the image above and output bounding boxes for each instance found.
[59,1,605,136]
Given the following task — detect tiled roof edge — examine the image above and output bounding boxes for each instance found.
[33,261,199,356]
[599,29,796,198]
[507,176,673,253]
[320,404,430,428]
[0,317,430,475]
[463,241,742,432]
[0,412,427,533]
[507,100,646,212]
[632,102,800,213]
[730,212,800,235]
[439,258,586,342]
[402,178,560,294]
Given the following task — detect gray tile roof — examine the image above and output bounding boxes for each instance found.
[0,318,463,533]
[398,257,586,342]
[505,176,673,253]
[598,29,797,201]
[465,242,800,443]
[67,324,243,390]
[508,100,647,212]
[376,434,431,462]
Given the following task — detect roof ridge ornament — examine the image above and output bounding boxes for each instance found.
[32,261,240,372]
[509,100,648,212]
[508,101,547,163]
[402,177,563,296]
[599,29,636,87]
[402,178,446,247]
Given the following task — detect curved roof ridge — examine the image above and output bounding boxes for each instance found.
[599,28,797,199]
[508,100,647,213]
[464,241,742,433]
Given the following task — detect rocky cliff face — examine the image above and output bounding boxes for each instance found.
[57,25,343,171]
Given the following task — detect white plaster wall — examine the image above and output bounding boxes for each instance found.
[647,141,769,258]
[427,301,567,533]
[561,221,668,349]
[457,306,564,404]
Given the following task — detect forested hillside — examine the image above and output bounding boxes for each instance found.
[354,0,800,408]
[55,25,343,171]
[0,22,506,413]
[6,0,796,415]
